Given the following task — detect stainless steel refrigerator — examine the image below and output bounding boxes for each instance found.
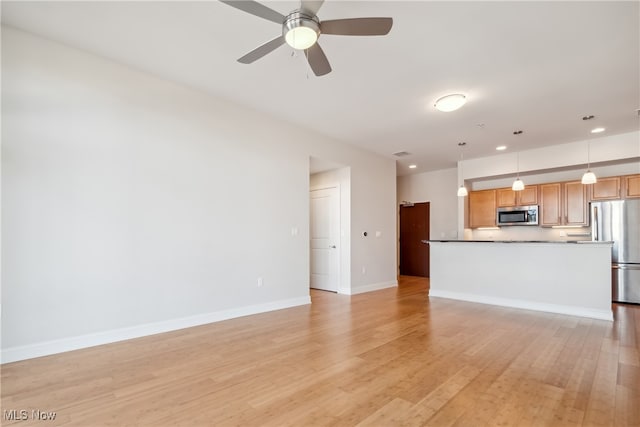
[591,199,640,304]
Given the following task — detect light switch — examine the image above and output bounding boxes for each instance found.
[375,231,382,237]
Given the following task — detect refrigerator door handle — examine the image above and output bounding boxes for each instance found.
[613,264,640,270]
[592,206,598,241]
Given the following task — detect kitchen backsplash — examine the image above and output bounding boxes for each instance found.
[466,226,592,241]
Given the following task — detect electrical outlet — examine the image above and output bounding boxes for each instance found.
[362,266,366,275]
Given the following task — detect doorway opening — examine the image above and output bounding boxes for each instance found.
[399,201,430,277]
[309,157,350,294]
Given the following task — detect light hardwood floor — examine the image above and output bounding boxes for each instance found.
[2,276,639,426]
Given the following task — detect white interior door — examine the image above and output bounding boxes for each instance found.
[310,187,340,291]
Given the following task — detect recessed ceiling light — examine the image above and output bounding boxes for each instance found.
[496,145,507,151]
[591,127,605,133]
[409,164,417,169]
[434,94,467,112]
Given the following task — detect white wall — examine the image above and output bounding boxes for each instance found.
[1,27,397,361]
[396,168,459,240]
[462,132,640,181]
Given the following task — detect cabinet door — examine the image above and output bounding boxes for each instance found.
[540,183,562,226]
[624,174,640,198]
[469,190,497,228]
[591,176,621,200]
[496,188,517,207]
[564,181,588,226]
[517,185,538,205]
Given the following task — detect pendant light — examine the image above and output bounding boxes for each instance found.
[581,115,598,185]
[511,130,524,191]
[581,140,597,184]
[457,142,468,197]
[512,152,525,191]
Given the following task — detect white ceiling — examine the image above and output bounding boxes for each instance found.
[2,1,639,175]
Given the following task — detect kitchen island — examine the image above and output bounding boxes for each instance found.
[426,240,613,321]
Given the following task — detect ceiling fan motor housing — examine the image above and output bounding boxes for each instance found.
[283,11,321,50]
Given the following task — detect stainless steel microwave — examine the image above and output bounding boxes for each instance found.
[496,205,539,226]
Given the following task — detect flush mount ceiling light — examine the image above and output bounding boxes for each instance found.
[434,94,467,112]
[283,12,320,50]
[409,164,417,169]
[591,127,606,134]
[496,145,507,151]
[457,142,468,197]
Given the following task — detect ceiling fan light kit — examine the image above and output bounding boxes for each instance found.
[284,12,320,50]
[220,0,393,76]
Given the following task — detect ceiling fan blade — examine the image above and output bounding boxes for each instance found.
[300,0,325,16]
[306,43,331,76]
[219,0,285,25]
[321,17,393,36]
[238,36,286,64]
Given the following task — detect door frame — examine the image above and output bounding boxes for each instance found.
[310,183,342,292]
[399,201,430,277]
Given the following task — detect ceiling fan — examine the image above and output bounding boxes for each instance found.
[219,0,393,76]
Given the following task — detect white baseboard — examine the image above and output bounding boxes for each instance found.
[339,280,398,295]
[429,289,613,321]
[1,296,311,364]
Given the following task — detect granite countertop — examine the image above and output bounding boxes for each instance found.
[423,240,613,244]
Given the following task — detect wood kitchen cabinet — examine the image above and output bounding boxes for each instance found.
[623,174,640,198]
[540,183,562,226]
[468,189,497,228]
[590,176,621,200]
[496,185,538,207]
[540,181,588,226]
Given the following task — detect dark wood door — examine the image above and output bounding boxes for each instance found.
[399,202,430,277]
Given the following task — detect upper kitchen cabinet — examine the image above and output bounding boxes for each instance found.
[590,176,621,200]
[623,174,640,198]
[540,183,562,226]
[496,186,538,207]
[540,181,588,227]
[468,189,497,228]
